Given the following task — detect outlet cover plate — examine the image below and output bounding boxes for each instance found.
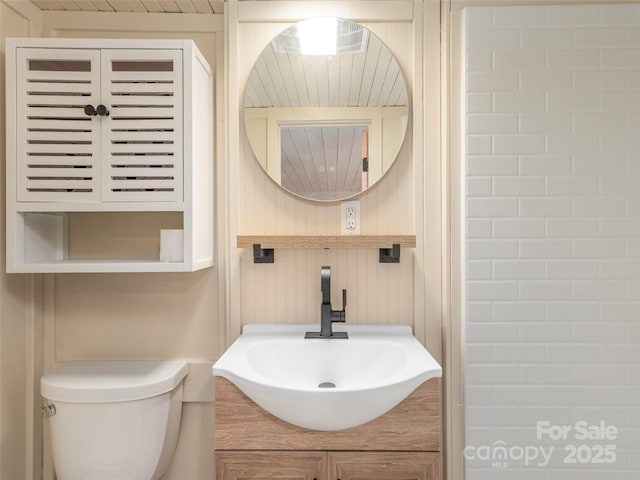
[341,200,361,235]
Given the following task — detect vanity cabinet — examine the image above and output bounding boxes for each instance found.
[214,377,441,480]
[215,451,439,480]
[5,38,213,272]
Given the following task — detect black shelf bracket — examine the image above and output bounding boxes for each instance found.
[252,243,274,263]
[379,243,401,263]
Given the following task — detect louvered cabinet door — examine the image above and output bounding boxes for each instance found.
[16,48,102,202]
[100,49,183,202]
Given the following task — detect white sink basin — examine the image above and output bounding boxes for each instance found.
[212,323,442,431]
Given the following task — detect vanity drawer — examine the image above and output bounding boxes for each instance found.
[214,451,440,480]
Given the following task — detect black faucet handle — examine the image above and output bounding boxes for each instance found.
[330,289,347,324]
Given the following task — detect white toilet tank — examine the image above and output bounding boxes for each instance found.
[41,360,189,480]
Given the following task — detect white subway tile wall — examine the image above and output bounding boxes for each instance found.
[464,5,640,478]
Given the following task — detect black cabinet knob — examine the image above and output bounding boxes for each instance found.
[84,104,109,116]
[96,104,110,116]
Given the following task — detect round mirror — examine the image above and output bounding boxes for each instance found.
[243,17,409,202]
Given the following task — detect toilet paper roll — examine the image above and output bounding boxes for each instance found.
[159,229,184,262]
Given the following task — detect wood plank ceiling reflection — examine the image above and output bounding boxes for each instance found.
[29,1,225,14]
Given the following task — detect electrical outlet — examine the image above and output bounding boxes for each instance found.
[341,201,361,235]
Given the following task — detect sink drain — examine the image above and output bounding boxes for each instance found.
[318,382,336,388]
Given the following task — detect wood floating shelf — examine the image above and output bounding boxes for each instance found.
[237,235,416,264]
[237,235,416,249]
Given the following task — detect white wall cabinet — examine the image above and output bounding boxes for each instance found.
[5,38,214,272]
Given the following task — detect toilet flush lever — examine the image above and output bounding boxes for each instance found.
[42,404,56,417]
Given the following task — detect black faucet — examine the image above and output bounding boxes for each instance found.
[305,266,348,339]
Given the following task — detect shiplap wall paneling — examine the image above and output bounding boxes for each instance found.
[236,15,416,328]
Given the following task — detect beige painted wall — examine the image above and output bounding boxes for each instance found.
[41,21,223,480]
[225,0,444,465]
[0,8,224,479]
[1,1,445,479]
[229,1,443,358]
[0,2,45,479]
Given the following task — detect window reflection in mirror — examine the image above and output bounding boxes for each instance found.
[280,124,368,202]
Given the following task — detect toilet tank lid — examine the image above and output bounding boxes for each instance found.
[41,361,189,403]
